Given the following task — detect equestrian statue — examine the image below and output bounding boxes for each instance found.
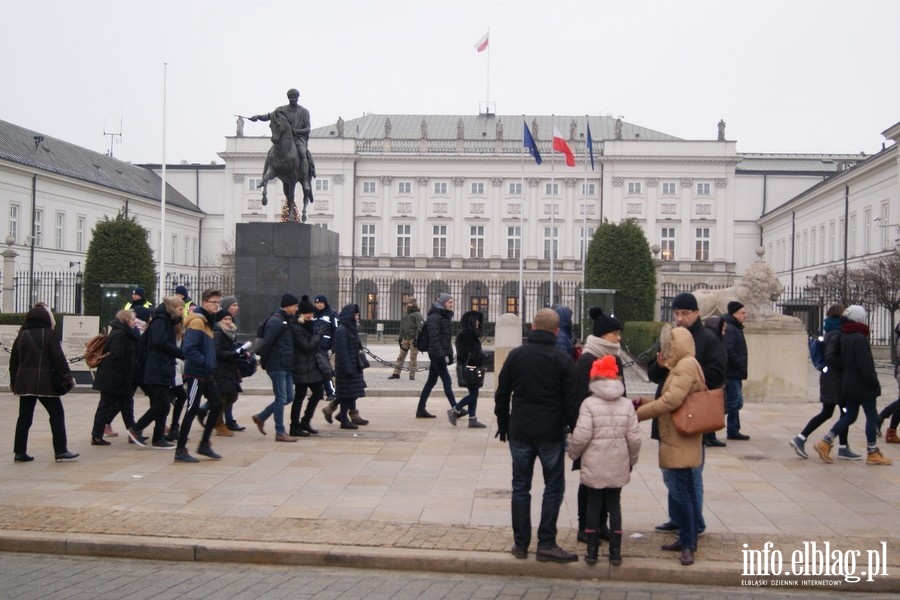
[249,88,316,223]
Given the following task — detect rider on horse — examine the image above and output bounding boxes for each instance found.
[250,88,316,201]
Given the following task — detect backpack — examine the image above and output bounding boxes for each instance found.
[415,323,430,352]
[84,334,110,368]
[808,335,826,371]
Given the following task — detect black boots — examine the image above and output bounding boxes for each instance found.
[585,531,599,565]
[609,531,622,566]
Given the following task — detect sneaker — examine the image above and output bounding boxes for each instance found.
[814,439,834,464]
[789,436,808,459]
[91,436,111,446]
[197,444,222,460]
[388,374,400,380]
[54,451,80,462]
[152,439,176,450]
[654,522,678,532]
[14,453,34,463]
[174,448,199,463]
[468,418,487,429]
[866,448,893,466]
[104,424,119,438]
[447,408,459,426]
[127,427,147,447]
[837,447,862,461]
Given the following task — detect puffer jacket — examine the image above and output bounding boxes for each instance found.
[182,308,217,378]
[454,311,485,368]
[818,317,842,405]
[333,304,367,399]
[214,323,242,396]
[92,319,140,394]
[839,321,881,403]
[568,377,641,489]
[636,327,707,469]
[292,317,324,385]
[10,306,74,397]
[259,309,294,371]
[140,303,184,386]
[425,304,454,361]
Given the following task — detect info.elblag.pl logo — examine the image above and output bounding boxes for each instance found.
[741,541,889,585]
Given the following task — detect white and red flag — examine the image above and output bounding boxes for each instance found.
[552,127,576,167]
[474,31,489,52]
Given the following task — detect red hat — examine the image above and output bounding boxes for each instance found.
[590,355,619,380]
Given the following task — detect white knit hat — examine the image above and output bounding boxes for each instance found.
[843,305,866,323]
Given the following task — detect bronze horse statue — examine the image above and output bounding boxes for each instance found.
[259,110,310,223]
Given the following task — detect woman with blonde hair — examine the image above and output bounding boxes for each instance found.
[635,326,707,566]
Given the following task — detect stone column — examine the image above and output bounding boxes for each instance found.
[493,312,523,375]
[2,237,18,313]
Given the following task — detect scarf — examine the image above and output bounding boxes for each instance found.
[582,334,621,359]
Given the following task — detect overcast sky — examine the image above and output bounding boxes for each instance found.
[2,0,897,165]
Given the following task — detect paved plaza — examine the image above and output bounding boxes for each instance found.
[0,342,897,592]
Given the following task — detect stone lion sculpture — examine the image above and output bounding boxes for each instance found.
[693,251,785,321]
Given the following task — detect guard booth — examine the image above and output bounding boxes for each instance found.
[99,283,140,329]
[579,288,617,341]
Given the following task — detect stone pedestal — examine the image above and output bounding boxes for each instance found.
[62,315,100,384]
[493,313,523,375]
[235,223,339,337]
[743,316,808,403]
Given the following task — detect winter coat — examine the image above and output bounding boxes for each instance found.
[494,329,578,443]
[839,321,881,403]
[333,304,367,399]
[818,317,842,405]
[425,304,454,361]
[574,335,626,409]
[139,303,184,386]
[258,308,294,371]
[313,303,339,352]
[92,319,140,394]
[399,304,423,341]
[454,311,485,368]
[292,318,325,385]
[568,377,641,489]
[9,306,74,397]
[721,313,748,380]
[553,305,575,358]
[182,308,217,379]
[636,327,706,469]
[214,324,242,396]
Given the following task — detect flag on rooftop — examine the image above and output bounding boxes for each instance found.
[586,120,595,171]
[523,122,542,165]
[474,31,489,52]
[552,127,576,167]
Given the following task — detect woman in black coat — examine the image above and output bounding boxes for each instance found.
[290,296,328,435]
[211,311,243,437]
[333,303,368,430]
[450,310,487,428]
[9,304,78,462]
[90,310,141,445]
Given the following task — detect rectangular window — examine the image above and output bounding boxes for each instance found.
[469,225,484,258]
[864,208,872,254]
[544,182,559,196]
[507,226,520,259]
[433,181,447,195]
[170,234,177,263]
[315,178,330,192]
[802,230,808,267]
[470,182,485,195]
[829,221,835,261]
[76,216,85,252]
[579,227,595,260]
[581,183,596,196]
[662,181,677,195]
[184,237,191,265]
[471,295,488,317]
[696,182,711,195]
[193,238,199,266]
[508,182,522,196]
[506,295,519,316]
[543,227,558,260]
[8,202,19,243]
[819,224,825,263]
[810,228,817,266]
[362,181,376,194]
[432,225,447,258]
[247,178,263,191]
[882,203,891,250]
[627,181,642,195]
[396,224,411,257]
[361,224,376,257]
[55,212,65,250]
[398,181,411,194]
[661,227,676,261]
[848,214,856,258]
[695,227,710,261]
[33,209,43,247]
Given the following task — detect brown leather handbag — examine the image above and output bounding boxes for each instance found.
[671,366,725,436]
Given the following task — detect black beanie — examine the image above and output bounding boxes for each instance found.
[727,301,745,315]
[671,292,698,311]
[590,307,623,337]
[281,293,299,308]
[298,295,316,314]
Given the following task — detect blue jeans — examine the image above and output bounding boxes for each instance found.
[725,379,744,435]
[668,468,700,550]
[456,386,479,418]
[663,446,706,530]
[258,370,295,435]
[416,357,455,412]
[509,439,565,549]
[829,396,879,446]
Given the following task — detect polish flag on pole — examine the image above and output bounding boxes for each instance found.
[474,31,489,52]
[552,127,576,167]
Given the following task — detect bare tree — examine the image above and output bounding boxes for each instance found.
[198,239,235,295]
[808,265,868,307]
[859,250,900,361]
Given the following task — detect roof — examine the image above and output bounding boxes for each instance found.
[735,153,866,175]
[0,119,202,213]
[311,114,680,142]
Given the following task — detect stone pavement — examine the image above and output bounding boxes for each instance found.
[0,342,898,593]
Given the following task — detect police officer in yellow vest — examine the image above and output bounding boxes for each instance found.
[174,285,196,320]
[124,287,153,323]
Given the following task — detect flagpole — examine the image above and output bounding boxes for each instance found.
[582,115,589,338]
[486,29,490,111]
[549,115,555,307]
[158,62,167,302]
[519,115,525,317]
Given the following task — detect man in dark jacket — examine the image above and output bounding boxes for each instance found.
[314,293,340,419]
[494,308,578,563]
[175,289,224,463]
[415,293,456,418]
[722,301,750,440]
[124,287,153,323]
[252,294,299,442]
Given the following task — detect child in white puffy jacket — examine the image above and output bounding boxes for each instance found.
[568,355,641,566]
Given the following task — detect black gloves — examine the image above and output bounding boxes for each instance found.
[446,355,454,366]
[495,430,508,443]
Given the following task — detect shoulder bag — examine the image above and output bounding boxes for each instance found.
[670,364,724,436]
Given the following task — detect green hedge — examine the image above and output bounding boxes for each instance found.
[622,321,665,367]
[0,312,66,336]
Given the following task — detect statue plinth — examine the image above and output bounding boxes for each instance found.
[743,317,808,403]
